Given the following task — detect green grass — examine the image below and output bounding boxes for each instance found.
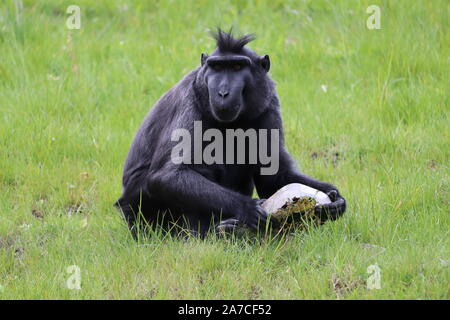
[0,0,448,299]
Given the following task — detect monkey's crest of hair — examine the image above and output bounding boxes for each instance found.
[211,28,256,53]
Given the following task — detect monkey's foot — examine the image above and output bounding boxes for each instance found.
[216,218,250,237]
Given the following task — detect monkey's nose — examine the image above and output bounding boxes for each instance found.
[218,90,229,98]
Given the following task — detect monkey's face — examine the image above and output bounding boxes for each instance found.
[203,55,253,123]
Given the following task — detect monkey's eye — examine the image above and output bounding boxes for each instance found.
[212,65,223,71]
[233,64,242,71]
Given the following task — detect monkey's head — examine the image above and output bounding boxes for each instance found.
[199,29,271,123]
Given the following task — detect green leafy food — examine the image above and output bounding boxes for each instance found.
[270,196,321,232]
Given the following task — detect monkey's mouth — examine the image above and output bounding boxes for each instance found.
[212,105,240,123]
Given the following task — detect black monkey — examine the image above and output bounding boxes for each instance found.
[116,29,346,238]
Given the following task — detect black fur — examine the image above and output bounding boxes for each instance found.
[116,29,346,238]
[211,28,256,53]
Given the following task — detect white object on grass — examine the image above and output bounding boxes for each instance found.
[261,183,331,214]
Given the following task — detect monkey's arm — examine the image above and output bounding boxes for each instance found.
[150,165,268,230]
[253,109,346,221]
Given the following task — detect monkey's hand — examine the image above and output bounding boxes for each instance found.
[315,189,346,222]
[239,199,269,231]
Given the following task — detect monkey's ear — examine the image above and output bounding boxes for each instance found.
[201,53,208,66]
[260,55,270,72]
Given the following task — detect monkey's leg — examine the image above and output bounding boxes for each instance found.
[150,166,268,231]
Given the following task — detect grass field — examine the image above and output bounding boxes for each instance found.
[0,0,448,299]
